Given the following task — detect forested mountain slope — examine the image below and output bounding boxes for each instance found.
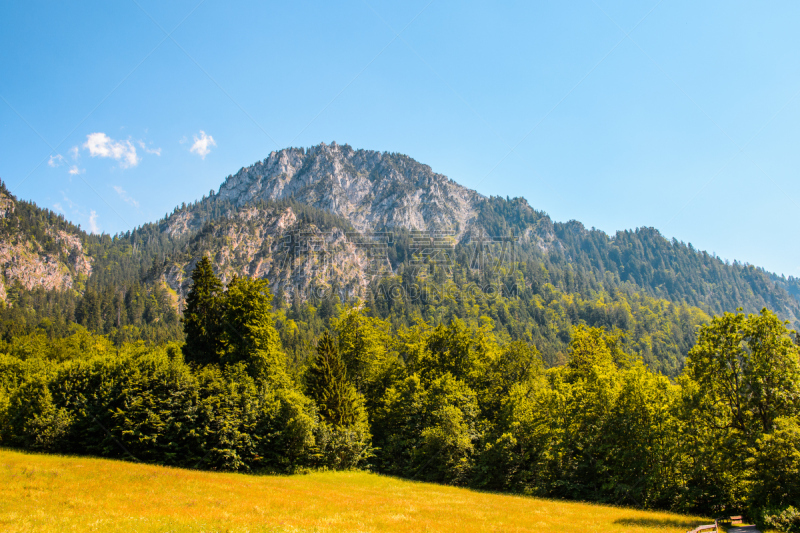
[466,195,800,322]
[152,142,800,321]
[0,143,798,372]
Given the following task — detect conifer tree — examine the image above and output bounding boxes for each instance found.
[219,275,287,382]
[306,331,361,427]
[182,256,223,365]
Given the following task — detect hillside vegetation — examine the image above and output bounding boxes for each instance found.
[1,263,798,528]
[0,449,712,533]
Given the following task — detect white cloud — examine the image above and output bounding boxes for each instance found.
[88,210,99,234]
[137,140,161,156]
[83,132,140,168]
[48,154,65,167]
[69,146,79,160]
[53,203,65,213]
[113,185,139,208]
[68,165,84,175]
[189,130,216,159]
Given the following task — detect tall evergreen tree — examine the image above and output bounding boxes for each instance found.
[182,256,223,365]
[306,331,361,427]
[219,275,287,381]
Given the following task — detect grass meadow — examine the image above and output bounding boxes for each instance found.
[0,449,714,533]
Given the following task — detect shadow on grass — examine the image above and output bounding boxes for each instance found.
[614,517,702,530]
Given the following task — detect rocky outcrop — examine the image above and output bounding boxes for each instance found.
[0,242,73,295]
[0,191,92,301]
[160,204,390,303]
[57,230,93,278]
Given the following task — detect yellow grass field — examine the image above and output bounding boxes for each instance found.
[0,449,713,533]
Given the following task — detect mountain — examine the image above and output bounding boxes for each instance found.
[153,142,799,320]
[1,142,798,373]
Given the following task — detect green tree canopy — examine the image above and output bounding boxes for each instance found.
[306,331,363,428]
[219,275,287,382]
[182,256,223,366]
[687,308,800,438]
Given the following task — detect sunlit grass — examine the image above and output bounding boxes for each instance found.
[0,448,712,532]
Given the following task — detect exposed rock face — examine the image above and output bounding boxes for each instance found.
[0,190,92,301]
[0,243,71,295]
[160,204,389,303]
[216,142,483,237]
[57,230,93,279]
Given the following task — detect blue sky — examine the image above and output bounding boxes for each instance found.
[1,0,799,276]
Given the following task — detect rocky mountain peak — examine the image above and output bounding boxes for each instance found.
[216,143,483,236]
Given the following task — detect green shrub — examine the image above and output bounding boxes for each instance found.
[761,506,800,533]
